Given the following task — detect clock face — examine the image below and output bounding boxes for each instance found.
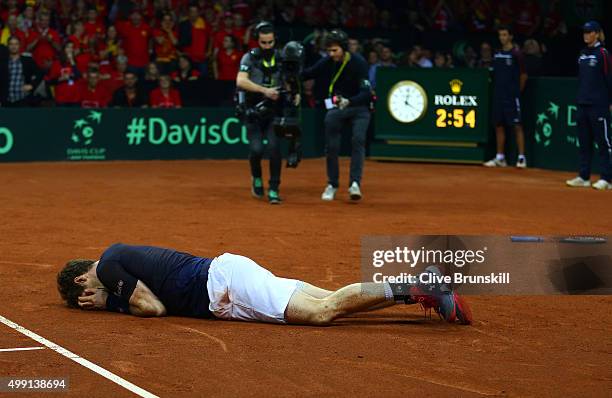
[387,81,428,123]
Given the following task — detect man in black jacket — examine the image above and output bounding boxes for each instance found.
[0,36,41,107]
[302,29,372,202]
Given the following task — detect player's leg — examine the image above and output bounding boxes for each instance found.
[484,102,507,167]
[512,98,526,167]
[577,106,594,181]
[298,281,395,312]
[285,282,391,325]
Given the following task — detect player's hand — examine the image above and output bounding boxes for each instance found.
[262,87,280,101]
[78,288,108,310]
[293,93,301,106]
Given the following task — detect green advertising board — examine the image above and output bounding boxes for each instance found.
[372,67,490,163]
[523,77,611,172]
[0,108,324,162]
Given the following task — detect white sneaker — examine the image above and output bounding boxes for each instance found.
[483,157,508,167]
[592,179,612,190]
[321,184,337,201]
[566,176,591,187]
[516,157,527,169]
[348,181,362,201]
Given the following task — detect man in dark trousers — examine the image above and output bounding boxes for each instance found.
[566,21,612,190]
[484,26,528,169]
[0,36,40,107]
[236,21,284,204]
[302,29,372,201]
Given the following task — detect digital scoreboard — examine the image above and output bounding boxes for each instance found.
[373,68,490,163]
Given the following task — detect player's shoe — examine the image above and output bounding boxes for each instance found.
[268,189,282,204]
[483,157,507,167]
[592,179,612,190]
[321,184,337,201]
[348,181,362,201]
[251,177,264,198]
[565,176,591,187]
[515,157,527,169]
[411,266,473,325]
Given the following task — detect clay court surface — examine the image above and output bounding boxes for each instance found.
[0,158,610,397]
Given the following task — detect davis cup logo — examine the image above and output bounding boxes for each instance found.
[71,110,102,146]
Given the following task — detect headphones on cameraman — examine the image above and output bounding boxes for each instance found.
[326,29,349,51]
[254,21,275,39]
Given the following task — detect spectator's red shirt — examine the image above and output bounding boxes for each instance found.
[149,88,182,108]
[183,17,210,63]
[170,69,200,82]
[116,20,152,67]
[77,80,111,108]
[67,33,90,51]
[75,52,100,74]
[46,61,81,104]
[153,28,178,62]
[26,26,61,67]
[84,21,105,38]
[212,29,239,51]
[105,69,125,94]
[216,49,242,80]
[0,8,20,22]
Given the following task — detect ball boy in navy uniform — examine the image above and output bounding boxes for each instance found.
[484,26,528,168]
[566,21,612,190]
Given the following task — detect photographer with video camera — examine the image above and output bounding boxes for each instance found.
[236,21,284,205]
[302,29,372,202]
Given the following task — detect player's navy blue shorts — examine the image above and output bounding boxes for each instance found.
[493,98,522,126]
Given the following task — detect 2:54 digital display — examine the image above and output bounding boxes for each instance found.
[435,109,476,129]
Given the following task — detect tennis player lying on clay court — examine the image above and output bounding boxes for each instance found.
[57,243,472,325]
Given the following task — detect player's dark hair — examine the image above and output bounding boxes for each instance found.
[497,25,513,36]
[254,21,274,40]
[57,259,95,308]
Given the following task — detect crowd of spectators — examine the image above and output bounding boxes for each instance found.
[0,0,580,108]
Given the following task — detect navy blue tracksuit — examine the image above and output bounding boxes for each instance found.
[492,47,525,126]
[576,42,612,181]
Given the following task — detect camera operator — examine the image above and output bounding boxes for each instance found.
[236,21,283,205]
[302,29,371,201]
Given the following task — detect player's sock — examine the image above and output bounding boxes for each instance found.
[496,153,505,161]
[384,282,416,304]
[518,154,526,161]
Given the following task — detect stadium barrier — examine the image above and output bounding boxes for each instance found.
[0,108,324,162]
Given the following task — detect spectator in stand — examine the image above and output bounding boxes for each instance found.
[213,35,242,81]
[368,46,395,89]
[179,4,212,77]
[18,6,35,33]
[513,0,540,39]
[153,13,178,74]
[433,51,446,68]
[464,0,493,33]
[110,70,148,107]
[25,10,61,70]
[142,61,161,94]
[84,7,104,40]
[348,38,361,55]
[1,14,27,47]
[171,54,200,83]
[445,52,455,68]
[1,0,21,23]
[427,0,454,32]
[116,9,152,78]
[149,74,181,108]
[77,67,111,108]
[477,41,493,69]
[102,54,129,94]
[212,13,237,54]
[46,41,81,106]
[522,38,543,77]
[98,25,122,61]
[541,0,567,39]
[67,20,89,53]
[0,36,41,107]
[412,45,432,68]
[232,12,247,50]
[402,46,420,67]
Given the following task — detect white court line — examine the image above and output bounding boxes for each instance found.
[0,347,46,352]
[0,315,158,398]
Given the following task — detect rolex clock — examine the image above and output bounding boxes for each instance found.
[387,80,428,123]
